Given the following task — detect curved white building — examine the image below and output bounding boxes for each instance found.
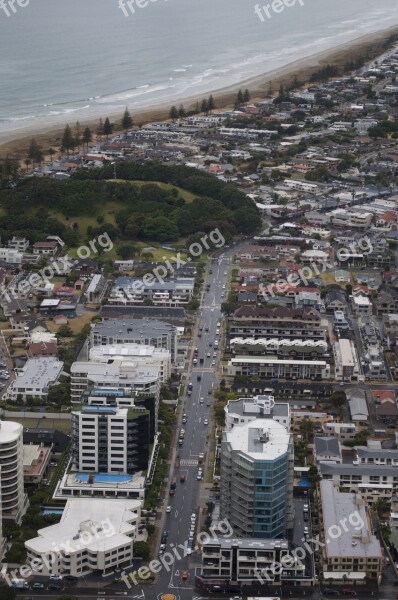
[0,421,25,521]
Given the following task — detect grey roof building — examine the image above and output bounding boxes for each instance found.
[320,480,382,585]
[314,436,341,464]
[90,318,178,363]
[348,391,369,422]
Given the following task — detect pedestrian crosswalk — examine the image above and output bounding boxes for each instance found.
[180,458,199,467]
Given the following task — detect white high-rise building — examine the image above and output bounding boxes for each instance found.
[0,421,26,522]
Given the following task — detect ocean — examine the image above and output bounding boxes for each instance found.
[1,0,398,134]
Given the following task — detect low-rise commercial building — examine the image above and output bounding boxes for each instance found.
[199,537,310,588]
[25,498,141,577]
[90,318,178,363]
[88,343,171,383]
[4,357,64,402]
[318,480,382,585]
[333,338,361,382]
[227,356,330,380]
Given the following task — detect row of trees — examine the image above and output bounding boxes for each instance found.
[169,94,216,120]
[24,107,135,165]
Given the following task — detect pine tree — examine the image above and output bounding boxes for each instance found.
[75,121,81,150]
[243,89,250,102]
[103,117,113,138]
[200,98,208,114]
[82,127,92,150]
[169,106,179,121]
[208,95,215,114]
[61,125,74,155]
[121,107,133,132]
[236,89,244,105]
[97,118,104,140]
[178,104,186,118]
[28,138,43,166]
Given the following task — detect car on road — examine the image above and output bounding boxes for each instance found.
[197,375,201,381]
[48,584,62,591]
[166,506,172,513]
[31,583,45,590]
[204,419,208,425]
[193,358,197,365]
[197,472,202,480]
[208,388,212,394]
[199,397,204,404]
[180,474,186,483]
[211,361,216,367]
[207,400,211,406]
[64,575,77,584]
[50,575,63,581]
[207,352,211,357]
[213,352,217,357]
[322,589,339,595]
[198,453,204,462]
[342,589,357,596]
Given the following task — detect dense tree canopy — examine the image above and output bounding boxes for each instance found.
[0,162,260,245]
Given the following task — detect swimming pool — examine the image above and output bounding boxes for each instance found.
[42,508,64,515]
[75,473,131,483]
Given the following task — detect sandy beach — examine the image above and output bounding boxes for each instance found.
[1,24,398,160]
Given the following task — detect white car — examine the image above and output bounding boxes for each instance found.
[207,352,211,357]
[204,418,208,425]
[166,506,172,513]
[213,352,217,357]
[211,361,215,367]
[199,397,204,404]
[197,472,202,480]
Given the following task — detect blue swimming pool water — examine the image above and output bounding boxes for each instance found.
[42,508,64,515]
[75,473,131,483]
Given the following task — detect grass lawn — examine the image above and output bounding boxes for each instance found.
[4,416,71,433]
[46,310,97,335]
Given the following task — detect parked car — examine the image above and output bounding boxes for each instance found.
[48,583,62,591]
[31,582,45,589]
[166,506,172,513]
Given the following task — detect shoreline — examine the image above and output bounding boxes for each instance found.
[1,24,398,159]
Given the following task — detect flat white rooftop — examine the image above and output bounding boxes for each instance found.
[26,498,141,555]
[225,417,289,461]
